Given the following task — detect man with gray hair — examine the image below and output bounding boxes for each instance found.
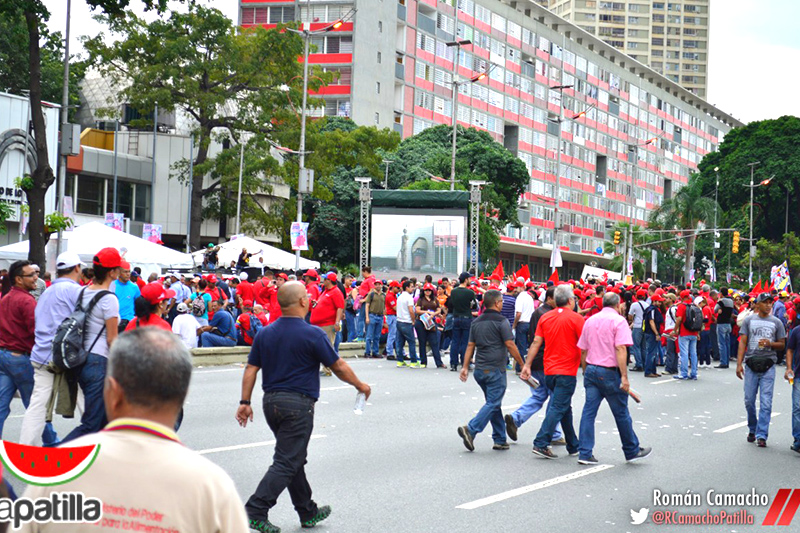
[21,328,249,532]
[576,292,652,465]
[523,284,585,459]
[458,290,526,452]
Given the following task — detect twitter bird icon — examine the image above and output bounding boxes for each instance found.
[630,508,649,525]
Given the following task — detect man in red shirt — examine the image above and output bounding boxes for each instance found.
[698,296,714,367]
[522,284,584,459]
[237,272,255,307]
[0,260,41,439]
[670,290,700,380]
[310,272,345,347]
[356,267,376,341]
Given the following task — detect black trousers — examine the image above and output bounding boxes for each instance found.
[245,391,319,522]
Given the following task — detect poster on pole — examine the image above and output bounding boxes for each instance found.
[290,222,309,251]
[104,212,124,231]
[651,249,658,274]
[143,223,163,244]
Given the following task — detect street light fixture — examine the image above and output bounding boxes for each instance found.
[445,39,472,192]
[745,161,761,286]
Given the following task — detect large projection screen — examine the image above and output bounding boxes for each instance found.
[371,208,467,280]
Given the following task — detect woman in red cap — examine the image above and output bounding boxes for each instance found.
[125,282,176,332]
[415,283,445,368]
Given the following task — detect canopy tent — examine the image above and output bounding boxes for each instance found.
[580,265,622,282]
[192,235,320,272]
[0,221,195,276]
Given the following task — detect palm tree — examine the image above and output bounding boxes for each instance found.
[649,178,717,284]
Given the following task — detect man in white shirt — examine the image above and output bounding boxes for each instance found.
[21,328,248,532]
[627,290,650,371]
[513,284,535,368]
[395,280,419,368]
[172,303,201,349]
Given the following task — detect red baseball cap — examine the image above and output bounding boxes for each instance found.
[325,272,337,283]
[304,269,319,279]
[651,295,664,302]
[120,260,131,270]
[207,274,218,284]
[276,273,288,280]
[680,290,691,299]
[140,282,176,305]
[243,299,254,308]
[389,280,401,288]
[93,247,122,269]
[423,283,435,291]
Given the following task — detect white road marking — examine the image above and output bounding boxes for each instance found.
[456,464,615,510]
[713,413,781,434]
[650,378,678,385]
[198,435,327,455]
[195,368,242,374]
[321,383,375,392]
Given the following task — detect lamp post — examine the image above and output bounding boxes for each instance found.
[713,166,719,282]
[746,161,761,286]
[56,0,72,256]
[548,83,574,272]
[287,7,353,272]
[468,180,486,274]
[623,137,658,280]
[446,40,472,191]
[382,159,393,189]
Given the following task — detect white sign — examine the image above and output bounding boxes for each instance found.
[104,212,124,231]
[651,249,658,274]
[142,223,162,243]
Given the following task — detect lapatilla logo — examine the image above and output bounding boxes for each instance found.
[630,507,649,525]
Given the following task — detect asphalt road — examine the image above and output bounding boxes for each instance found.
[4,360,800,533]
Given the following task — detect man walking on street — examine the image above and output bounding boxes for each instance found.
[671,290,701,380]
[576,292,652,464]
[384,281,400,359]
[448,272,477,371]
[20,252,84,446]
[522,284,584,459]
[458,290,526,451]
[310,272,345,347]
[395,280,419,368]
[512,282,535,370]
[237,282,370,533]
[714,288,736,369]
[364,280,386,358]
[736,292,786,447]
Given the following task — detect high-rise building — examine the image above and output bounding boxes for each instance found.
[239,0,737,280]
[543,1,710,98]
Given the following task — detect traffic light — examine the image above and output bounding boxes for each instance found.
[613,231,621,245]
[732,231,740,254]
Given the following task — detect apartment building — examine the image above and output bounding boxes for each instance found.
[545,1,710,98]
[239,0,737,280]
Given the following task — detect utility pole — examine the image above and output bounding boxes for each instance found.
[747,161,760,287]
[56,0,72,256]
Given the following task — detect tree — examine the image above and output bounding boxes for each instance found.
[84,4,316,250]
[649,177,717,284]
[0,0,174,266]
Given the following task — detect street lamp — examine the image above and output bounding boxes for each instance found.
[382,159,393,189]
[445,40,472,192]
[287,6,356,271]
[623,136,659,280]
[713,166,719,282]
[745,161,761,286]
[547,83,574,271]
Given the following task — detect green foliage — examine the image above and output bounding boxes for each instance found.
[754,234,800,280]
[43,212,73,233]
[0,203,15,235]
[14,176,34,191]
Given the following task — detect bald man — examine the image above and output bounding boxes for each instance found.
[237,282,370,533]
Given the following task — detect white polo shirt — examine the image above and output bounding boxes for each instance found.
[514,291,535,323]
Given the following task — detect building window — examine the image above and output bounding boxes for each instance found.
[377,51,382,63]
[376,82,381,94]
[374,113,380,125]
[378,21,383,32]
[76,174,104,216]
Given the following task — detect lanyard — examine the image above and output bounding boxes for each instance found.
[103,419,181,444]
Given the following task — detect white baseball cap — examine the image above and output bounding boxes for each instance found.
[176,302,189,314]
[239,272,249,281]
[56,251,84,270]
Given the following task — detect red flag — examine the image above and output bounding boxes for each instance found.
[602,272,608,282]
[490,263,504,280]
[515,265,530,281]
[548,269,560,284]
[766,280,774,293]
[753,280,762,293]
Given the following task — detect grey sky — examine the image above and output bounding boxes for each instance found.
[43,0,799,124]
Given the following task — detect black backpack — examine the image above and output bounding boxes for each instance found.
[683,304,704,332]
[52,288,112,370]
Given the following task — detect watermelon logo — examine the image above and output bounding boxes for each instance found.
[0,441,100,486]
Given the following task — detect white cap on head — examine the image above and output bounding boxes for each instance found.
[56,251,84,270]
[694,296,705,306]
[176,302,189,313]
[239,272,249,281]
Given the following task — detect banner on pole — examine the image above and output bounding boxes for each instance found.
[104,213,124,231]
[651,249,658,274]
[143,224,163,244]
[290,222,309,251]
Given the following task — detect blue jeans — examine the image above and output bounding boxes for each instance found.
[744,365,776,440]
[792,377,800,445]
[385,315,397,356]
[698,330,711,365]
[467,369,507,444]
[345,311,356,342]
[579,365,640,460]
[645,333,660,375]
[334,329,342,353]
[366,314,383,355]
[533,375,579,453]
[665,338,678,374]
[510,370,562,441]
[440,314,453,351]
[356,306,366,340]
[717,323,732,366]
[200,332,237,348]
[62,353,108,443]
[678,335,699,379]
[0,349,57,445]
[395,322,417,363]
[451,317,473,368]
[630,328,645,368]
[415,321,442,367]
[515,322,530,371]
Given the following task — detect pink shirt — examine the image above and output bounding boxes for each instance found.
[577,307,633,368]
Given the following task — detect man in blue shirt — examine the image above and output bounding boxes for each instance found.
[236,282,370,533]
[112,261,140,323]
[198,300,236,347]
[784,326,800,453]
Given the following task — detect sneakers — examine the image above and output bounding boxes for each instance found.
[396,361,408,368]
[551,437,567,446]
[301,505,331,529]
[458,426,475,451]
[791,442,800,454]
[645,373,661,378]
[492,442,510,451]
[504,414,518,442]
[386,355,397,360]
[578,456,598,465]
[714,364,729,369]
[747,433,756,443]
[757,438,767,448]
[409,362,422,369]
[531,446,558,459]
[626,447,652,462]
[450,366,458,372]
[250,518,280,533]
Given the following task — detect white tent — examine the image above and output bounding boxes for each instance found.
[0,221,196,275]
[192,235,320,271]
